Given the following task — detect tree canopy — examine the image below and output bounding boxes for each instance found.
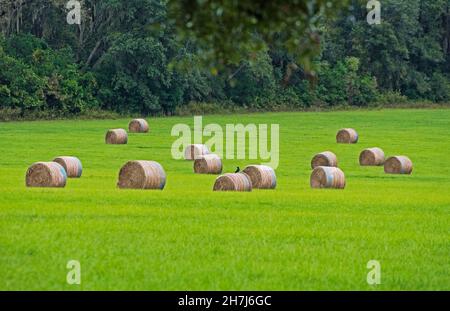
[168,0,350,68]
[0,0,449,119]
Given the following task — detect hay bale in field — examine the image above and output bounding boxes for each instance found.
[336,128,359,144]
[310,166,346,189]
[118,160,166,189]
[26,162,67,188]
[194,154,223,174]
[311,151,338,169]
[213,173,252,192]
[184,144,210,160]
[105,129,128,144]
[129,119,149,133]
[53,156,83,178]
[359,148,385,166]
[242,165,277,189]
[384,156,413,175]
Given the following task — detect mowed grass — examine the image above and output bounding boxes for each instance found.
[0,109,449,291]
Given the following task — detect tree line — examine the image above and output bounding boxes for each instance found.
[0,0,449,119]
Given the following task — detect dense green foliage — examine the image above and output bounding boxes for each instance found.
[323,0,450,103]
[0,109,449,289]
[168,0,350,68]
[0,0,449,118]
[0,34,98,116]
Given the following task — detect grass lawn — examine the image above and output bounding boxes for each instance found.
[0,109,449,290]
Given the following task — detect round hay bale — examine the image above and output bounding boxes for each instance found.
[336,128,359,144]
[26,162,67,188]
[53,156,83,178]
[359,148,385,166]
[242,165,277,189]
[129,119,149,133]
[311,151,338,169]
[184,144,210,160]
[310,166,346,189]
[118,160,166,189]
[194,154,223,174]
[106,129,128,144]
[384,156,413,175]
[213,173,252,192]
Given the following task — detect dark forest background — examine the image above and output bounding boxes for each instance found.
[0,0,449,120]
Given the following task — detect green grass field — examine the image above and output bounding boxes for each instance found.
[0,109,449,290]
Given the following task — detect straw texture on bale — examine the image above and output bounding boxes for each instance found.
[106,129,128,144]
[359,148,385,166]
[26,162,67,188]
[194,154,223,174]
[184,144,210,160]
[129,119,149,133]
[213,173,252,192]
[53,156,83,178]
[118,161,166,189]
[310,166,346,189]
[336,128,359,144]
[242,165,277,189]
[311,151,338,169]
[384,156,413,175]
